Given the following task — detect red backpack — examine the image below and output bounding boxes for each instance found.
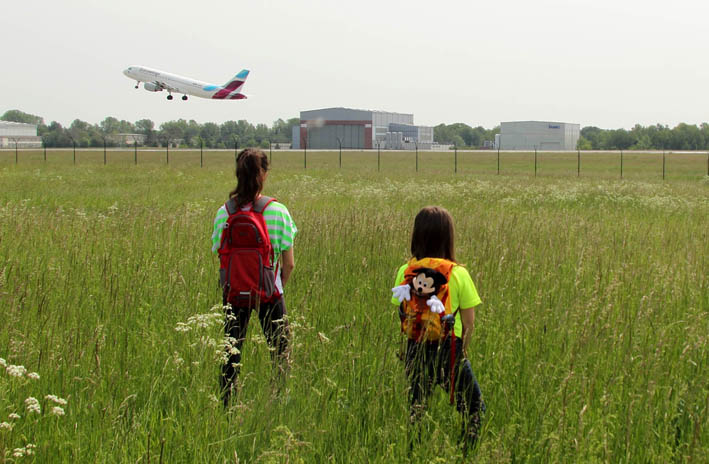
[218,196,280,308]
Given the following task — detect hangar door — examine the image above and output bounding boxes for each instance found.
[308,124,364,149]
[539,142,561,150]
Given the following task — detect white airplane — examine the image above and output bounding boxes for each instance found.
[123,65,249,101]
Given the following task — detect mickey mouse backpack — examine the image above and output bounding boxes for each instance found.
[394,257,457,343]
[392,257,460,403]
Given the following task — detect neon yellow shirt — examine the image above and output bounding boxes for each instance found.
[392,262,481,338]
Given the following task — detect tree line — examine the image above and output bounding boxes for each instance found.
[1,110,298,149]
[3,109,709,150]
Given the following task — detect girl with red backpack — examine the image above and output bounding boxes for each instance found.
[212,148,297,406]
[391,206,485,453]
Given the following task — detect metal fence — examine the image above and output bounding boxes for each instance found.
[2,147,708,180]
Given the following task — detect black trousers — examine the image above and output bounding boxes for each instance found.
[220,297,290,396]
[405,337,484,424]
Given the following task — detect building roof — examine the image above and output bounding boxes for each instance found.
[501,120,579,125]
[0,121,37,128]
[302,107,413,116]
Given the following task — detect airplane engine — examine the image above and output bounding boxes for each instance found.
[144,82,161,92]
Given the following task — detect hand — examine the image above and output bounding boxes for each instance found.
[427,295,445,314]
[392,284,411,302]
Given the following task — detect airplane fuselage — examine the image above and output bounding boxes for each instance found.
[123,66,248,100]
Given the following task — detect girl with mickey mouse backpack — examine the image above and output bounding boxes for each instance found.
[391,206,485,453]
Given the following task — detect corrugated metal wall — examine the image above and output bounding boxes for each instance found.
[499,121,580,150]
[306,124,365,149]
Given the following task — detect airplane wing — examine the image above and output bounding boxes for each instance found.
[153,80,180,92]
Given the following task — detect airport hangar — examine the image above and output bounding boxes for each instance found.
[0,121,42,148]
[292,107,434,150]
[495,121,580,150]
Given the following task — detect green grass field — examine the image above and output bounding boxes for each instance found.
[2,148,708,180]
[1,154,707,462]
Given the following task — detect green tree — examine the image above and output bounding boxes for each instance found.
[41,121,72,147]
[69,119,93,147]
[100,117,121,135]
[159,120,188,146]
[200,122,220,148]
[1,109,44,125]
[576,136,592,150]
[135,119,156,146]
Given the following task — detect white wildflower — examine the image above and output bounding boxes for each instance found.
[27,372,40,380]
[25,444,35,455]
[6,364,27,377]
[45,394,68,405]
[13,448,25,458]
[25,397,41,414]
[0,357,6,367]
[174,322,191,332]
[9,413,20,420]
[50,406,65,416]
[172,352,184,366]
[0,422,13,431]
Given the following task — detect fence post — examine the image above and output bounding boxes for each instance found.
[200,138,203,168]
[103,139,107,165]
[377,142,380,172]
[303,141,307,169]
[43,141,46,162]
[337,137,342,169]
[269,140,272,164]
[706,151,708,177]
[454,144,457,173]
[415,142,418,173]
[497,147,500,175]
[534,147,537,177]
[166,140,169,165]
[577,149,580,177]
[134,140,137,165]
[620,150,623,179]
[72,140,76,165]
[662,151,665,180]
[15,140,18,164]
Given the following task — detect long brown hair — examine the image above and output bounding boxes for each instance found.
[410,206,456,262]
[229,148,269,207]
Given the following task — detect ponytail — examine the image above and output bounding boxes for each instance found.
[229,148,269,207]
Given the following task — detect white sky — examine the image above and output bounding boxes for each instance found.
[2,0,707,129]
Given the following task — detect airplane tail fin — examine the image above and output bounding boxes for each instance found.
[223,69,249,90]
[211,69,249,99]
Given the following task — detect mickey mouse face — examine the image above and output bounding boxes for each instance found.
[412,273,437,296]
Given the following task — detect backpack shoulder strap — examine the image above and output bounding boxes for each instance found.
[253,195,276,214]
[225,197,238,215]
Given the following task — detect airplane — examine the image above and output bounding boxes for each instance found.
[123,65,249,101]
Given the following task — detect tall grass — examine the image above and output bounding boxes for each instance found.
[0,162,707,462]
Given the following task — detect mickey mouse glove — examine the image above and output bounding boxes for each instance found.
[392,284,411,302]
[427,295,445,314]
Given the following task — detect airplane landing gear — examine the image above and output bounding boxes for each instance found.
[135,81,139,89]
[167,94,173,100]
[181,95,188,101]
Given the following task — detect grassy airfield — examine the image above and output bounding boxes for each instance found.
[0,151,707,462]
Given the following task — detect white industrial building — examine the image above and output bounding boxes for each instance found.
[0,121,42,148]
[293,107,434,150]
[495,121,580,151]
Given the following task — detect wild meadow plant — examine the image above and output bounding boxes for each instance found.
[0,162,707,462]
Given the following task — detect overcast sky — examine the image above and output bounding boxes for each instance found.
[2,0,707,130]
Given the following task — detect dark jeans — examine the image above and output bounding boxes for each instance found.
[405,337,484,426]
[220,297,290,401]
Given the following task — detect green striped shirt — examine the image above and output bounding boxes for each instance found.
[211,199,298,258]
